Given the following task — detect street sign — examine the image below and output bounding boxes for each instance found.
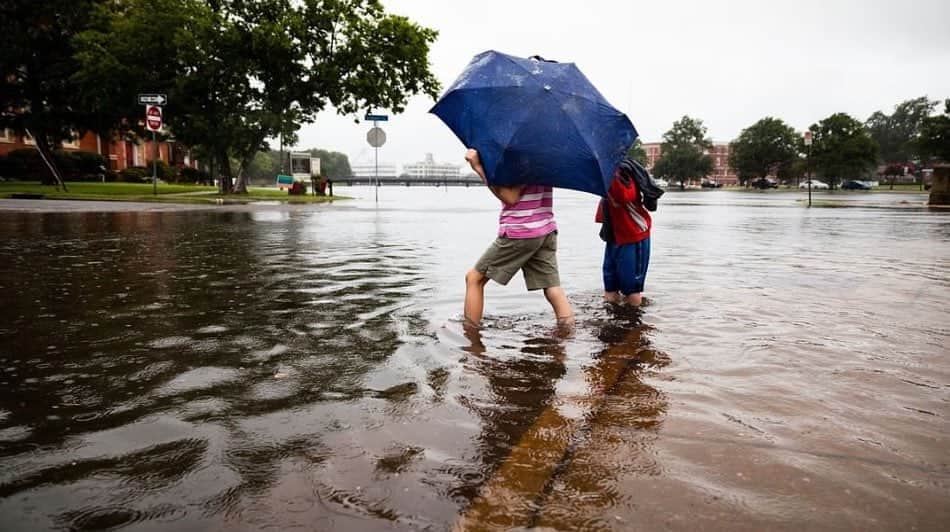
[364,114,389,122]
[803,130,813,146]
[367,127,386,148]
[145,105,163,131]
[138,93,168,105]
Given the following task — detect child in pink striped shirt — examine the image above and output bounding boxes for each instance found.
[463,149,574,326]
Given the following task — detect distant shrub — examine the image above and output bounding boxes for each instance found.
[0,148,106,181]
[144,159,175,181]
[180,166,211,185]
[118,166,150,183]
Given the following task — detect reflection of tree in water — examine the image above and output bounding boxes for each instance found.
[0,210,433,526]
[455,306,669,530]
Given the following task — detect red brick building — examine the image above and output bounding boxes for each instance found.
[0,128,197,171]
[641,141,738,186]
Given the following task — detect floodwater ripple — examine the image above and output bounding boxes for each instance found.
[0,188,947,531]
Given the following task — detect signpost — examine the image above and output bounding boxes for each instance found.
[144,105,163,195]
[803,130,813,208]
[138,93,168,106]
[139,94,169,195]
[365,113,389,202]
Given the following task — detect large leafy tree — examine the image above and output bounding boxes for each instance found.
[652,115,713,189]
[75,0,439,193]
[625,138,648,166]
[0,0,108,189]
[919,99,950,163]
[865,96,937,165]
[728,117,799,186]
[807,113,879,189]
[246,148,351,183]
[306,149,352,178]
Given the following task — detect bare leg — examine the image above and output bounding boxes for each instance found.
[625,292,643,307]
[543,285,574,326]
[464,268,489,325]
[603,291,622,304]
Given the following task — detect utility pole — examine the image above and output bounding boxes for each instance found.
[803,130,813,207]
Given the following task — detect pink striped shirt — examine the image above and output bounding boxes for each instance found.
[497,185,557,239]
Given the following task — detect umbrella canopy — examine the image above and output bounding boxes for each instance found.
[430,50,638,197]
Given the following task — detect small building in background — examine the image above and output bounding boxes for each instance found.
[0,128,198,172]
[402,153,461,180]
[351,161,397,178]
[641,141,738,186]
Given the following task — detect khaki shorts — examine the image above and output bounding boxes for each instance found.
[474,231,560,290]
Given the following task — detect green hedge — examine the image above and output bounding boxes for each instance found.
[0,149,107,181]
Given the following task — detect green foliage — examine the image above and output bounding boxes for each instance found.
[0,149,105,181]
[652,115,713,187]
[306,149,352,177]
[865,96,937,164]
[145,160,175,180]
[0,0,108,187]
[728,117,799,185]
[807,113,879,189]
[181,167,212,184]
[118,167,151,183]
[74,0,440,194]
[776,158,807,183]
[918,99,950,163]
[625,139,648,166]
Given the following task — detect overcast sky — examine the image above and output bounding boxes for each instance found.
[290,0,950,169]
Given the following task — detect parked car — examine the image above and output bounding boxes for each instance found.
[841,180,872,190]
[751,178,778,189]
[654,178,670,188]
[701,180,723,188]
[799,179,829,190]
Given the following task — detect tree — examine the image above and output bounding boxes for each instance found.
[306,149,352,178]
[0,0,108,190]
[807,113,879,189]
[919,99,950,163]
[74,0,440,194]
[865,96,937,164]
[626,138,648,166]
[728,117,799,186]
[652,115,713,189]
[883,163,905,190]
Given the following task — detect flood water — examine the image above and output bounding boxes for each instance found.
[0,188,947,531]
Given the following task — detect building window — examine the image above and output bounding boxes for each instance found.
[0,129,14,143]
[61,131,80,149]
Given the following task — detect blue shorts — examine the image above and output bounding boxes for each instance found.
[603,238,650,295]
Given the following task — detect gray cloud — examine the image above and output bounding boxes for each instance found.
[293,0,950,169]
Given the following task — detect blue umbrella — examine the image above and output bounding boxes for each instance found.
[430,50,638,197]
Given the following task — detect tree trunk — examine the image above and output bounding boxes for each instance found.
[32,131,68,192]
[217,147,233,194]
[232,136,265,195]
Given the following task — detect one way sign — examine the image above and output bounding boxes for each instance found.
[138,93,168,105]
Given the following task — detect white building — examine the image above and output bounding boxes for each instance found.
[351,162,397,178]
[403,153,461,179]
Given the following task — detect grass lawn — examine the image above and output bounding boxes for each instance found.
[0,181,346,204]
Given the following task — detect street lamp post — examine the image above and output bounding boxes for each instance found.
[803,130,813,207]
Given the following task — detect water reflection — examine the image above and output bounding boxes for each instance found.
[0,188,947,531]
[455,305,669,531]
[0,209,432,530]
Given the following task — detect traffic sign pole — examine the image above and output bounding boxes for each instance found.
[145,105,163,195]
[152,130,157,195]
[365,113,389,203]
